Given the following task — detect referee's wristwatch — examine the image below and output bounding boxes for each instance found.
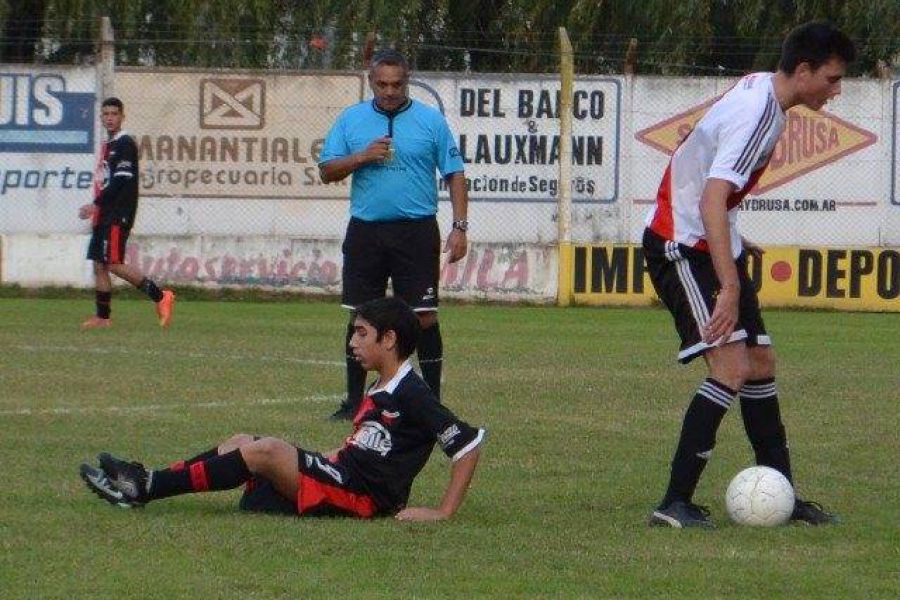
[452,219,469,232]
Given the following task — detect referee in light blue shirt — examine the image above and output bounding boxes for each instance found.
[319,48,470,420]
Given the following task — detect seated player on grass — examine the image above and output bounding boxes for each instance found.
[79,297,485,521]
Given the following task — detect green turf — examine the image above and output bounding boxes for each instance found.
[0,297,896,598]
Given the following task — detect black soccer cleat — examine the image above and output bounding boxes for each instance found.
[791,498,841,525]
[649,500,716,529]
[79,463,136,508]
[98,452,150,506]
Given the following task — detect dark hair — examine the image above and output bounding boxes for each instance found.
[353,297,419,360]
[778,22,856,74]
[370,48,409,72]
[101,97,124,110]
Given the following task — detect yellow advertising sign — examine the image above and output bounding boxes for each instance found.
[635,101,877,193]
[572,244,900,312]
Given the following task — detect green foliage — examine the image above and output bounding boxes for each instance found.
[0,0,898,74]
[0,298,897,597]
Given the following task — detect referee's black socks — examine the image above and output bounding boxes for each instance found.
[417,322,443,401]
[345,321,367,410]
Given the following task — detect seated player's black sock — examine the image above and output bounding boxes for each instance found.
[660,378,735,508]
[165,447,221,473]
[740,377,793,483]
[137,277,164,302]
[148,449,251,500]
[417,322,443,401]
[345,321,366,409]
[96,291,112,319]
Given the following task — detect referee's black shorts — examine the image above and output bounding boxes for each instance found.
[642,228,770,364]
[341,216,441,312]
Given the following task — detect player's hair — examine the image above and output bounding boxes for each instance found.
[778,22,856,74]
[370,48,409,72]
[353,297,420,360]
[101,97,124,110]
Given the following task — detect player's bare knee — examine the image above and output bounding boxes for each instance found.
[748,347,776,379]
[222,433,255,449]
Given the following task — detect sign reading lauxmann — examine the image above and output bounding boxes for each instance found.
[116,70,364,199]
[412,75,621,204]
[571,244,900,312]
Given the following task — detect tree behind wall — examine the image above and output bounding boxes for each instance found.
[1,0,896,75]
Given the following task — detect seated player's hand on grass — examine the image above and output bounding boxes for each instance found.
[395,506,450,522]
[78,203,96,220]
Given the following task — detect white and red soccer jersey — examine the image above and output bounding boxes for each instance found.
[645,73,786,258]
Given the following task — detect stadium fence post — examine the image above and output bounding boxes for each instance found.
[557,27,574,306]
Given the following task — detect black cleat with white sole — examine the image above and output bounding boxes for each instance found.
[97,452,150,506]
[79,463,137,508]
[649,500,715,528]
[791,498,841,525]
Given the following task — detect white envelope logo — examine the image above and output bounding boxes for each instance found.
[200,79,265,129]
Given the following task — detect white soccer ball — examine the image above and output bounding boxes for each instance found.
[725,466,795,527]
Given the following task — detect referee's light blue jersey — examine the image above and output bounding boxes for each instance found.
[319,99,465,222]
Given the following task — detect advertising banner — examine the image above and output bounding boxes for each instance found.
[413,75,621,204]
[0,67,97,233]
[116,70,364,200]
[571,244,899,312]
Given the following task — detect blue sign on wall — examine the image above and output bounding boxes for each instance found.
[0,73,94,154]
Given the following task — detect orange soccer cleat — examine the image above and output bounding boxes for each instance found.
[156,289,176,328]
[81,316,112,330]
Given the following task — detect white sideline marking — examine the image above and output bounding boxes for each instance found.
[13,344,343,367]
[0,394,344,417]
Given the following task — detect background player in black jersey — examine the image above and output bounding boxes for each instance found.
[78,97,174,329]
[79,297,484,521]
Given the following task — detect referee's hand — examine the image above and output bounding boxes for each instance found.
[444,229,467,263]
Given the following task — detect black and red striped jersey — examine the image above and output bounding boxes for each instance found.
[336,361,484,513]
[95,131,139,228]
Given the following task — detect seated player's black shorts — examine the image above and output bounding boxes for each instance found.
[341,216,440,311]
[642,228,770,364]
[86,223,130,265]
[240,448,378,518]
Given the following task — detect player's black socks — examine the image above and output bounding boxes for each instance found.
[170,447,221,469]
[149,449,251,500]
[661,378,735,507]
[740,378,793,483]
[345,321,366,410]
[96,290,112,319]
[417,322,443,401]
[137,277,164,302]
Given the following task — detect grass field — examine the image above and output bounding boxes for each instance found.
[0,296,897,598]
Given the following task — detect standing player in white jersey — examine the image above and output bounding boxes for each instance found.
[643,22,855,528]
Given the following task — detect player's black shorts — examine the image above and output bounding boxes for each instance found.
[642,228,770,364]
[341,216,441,311]
[86,223,130,265]
[238,448,379,518]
